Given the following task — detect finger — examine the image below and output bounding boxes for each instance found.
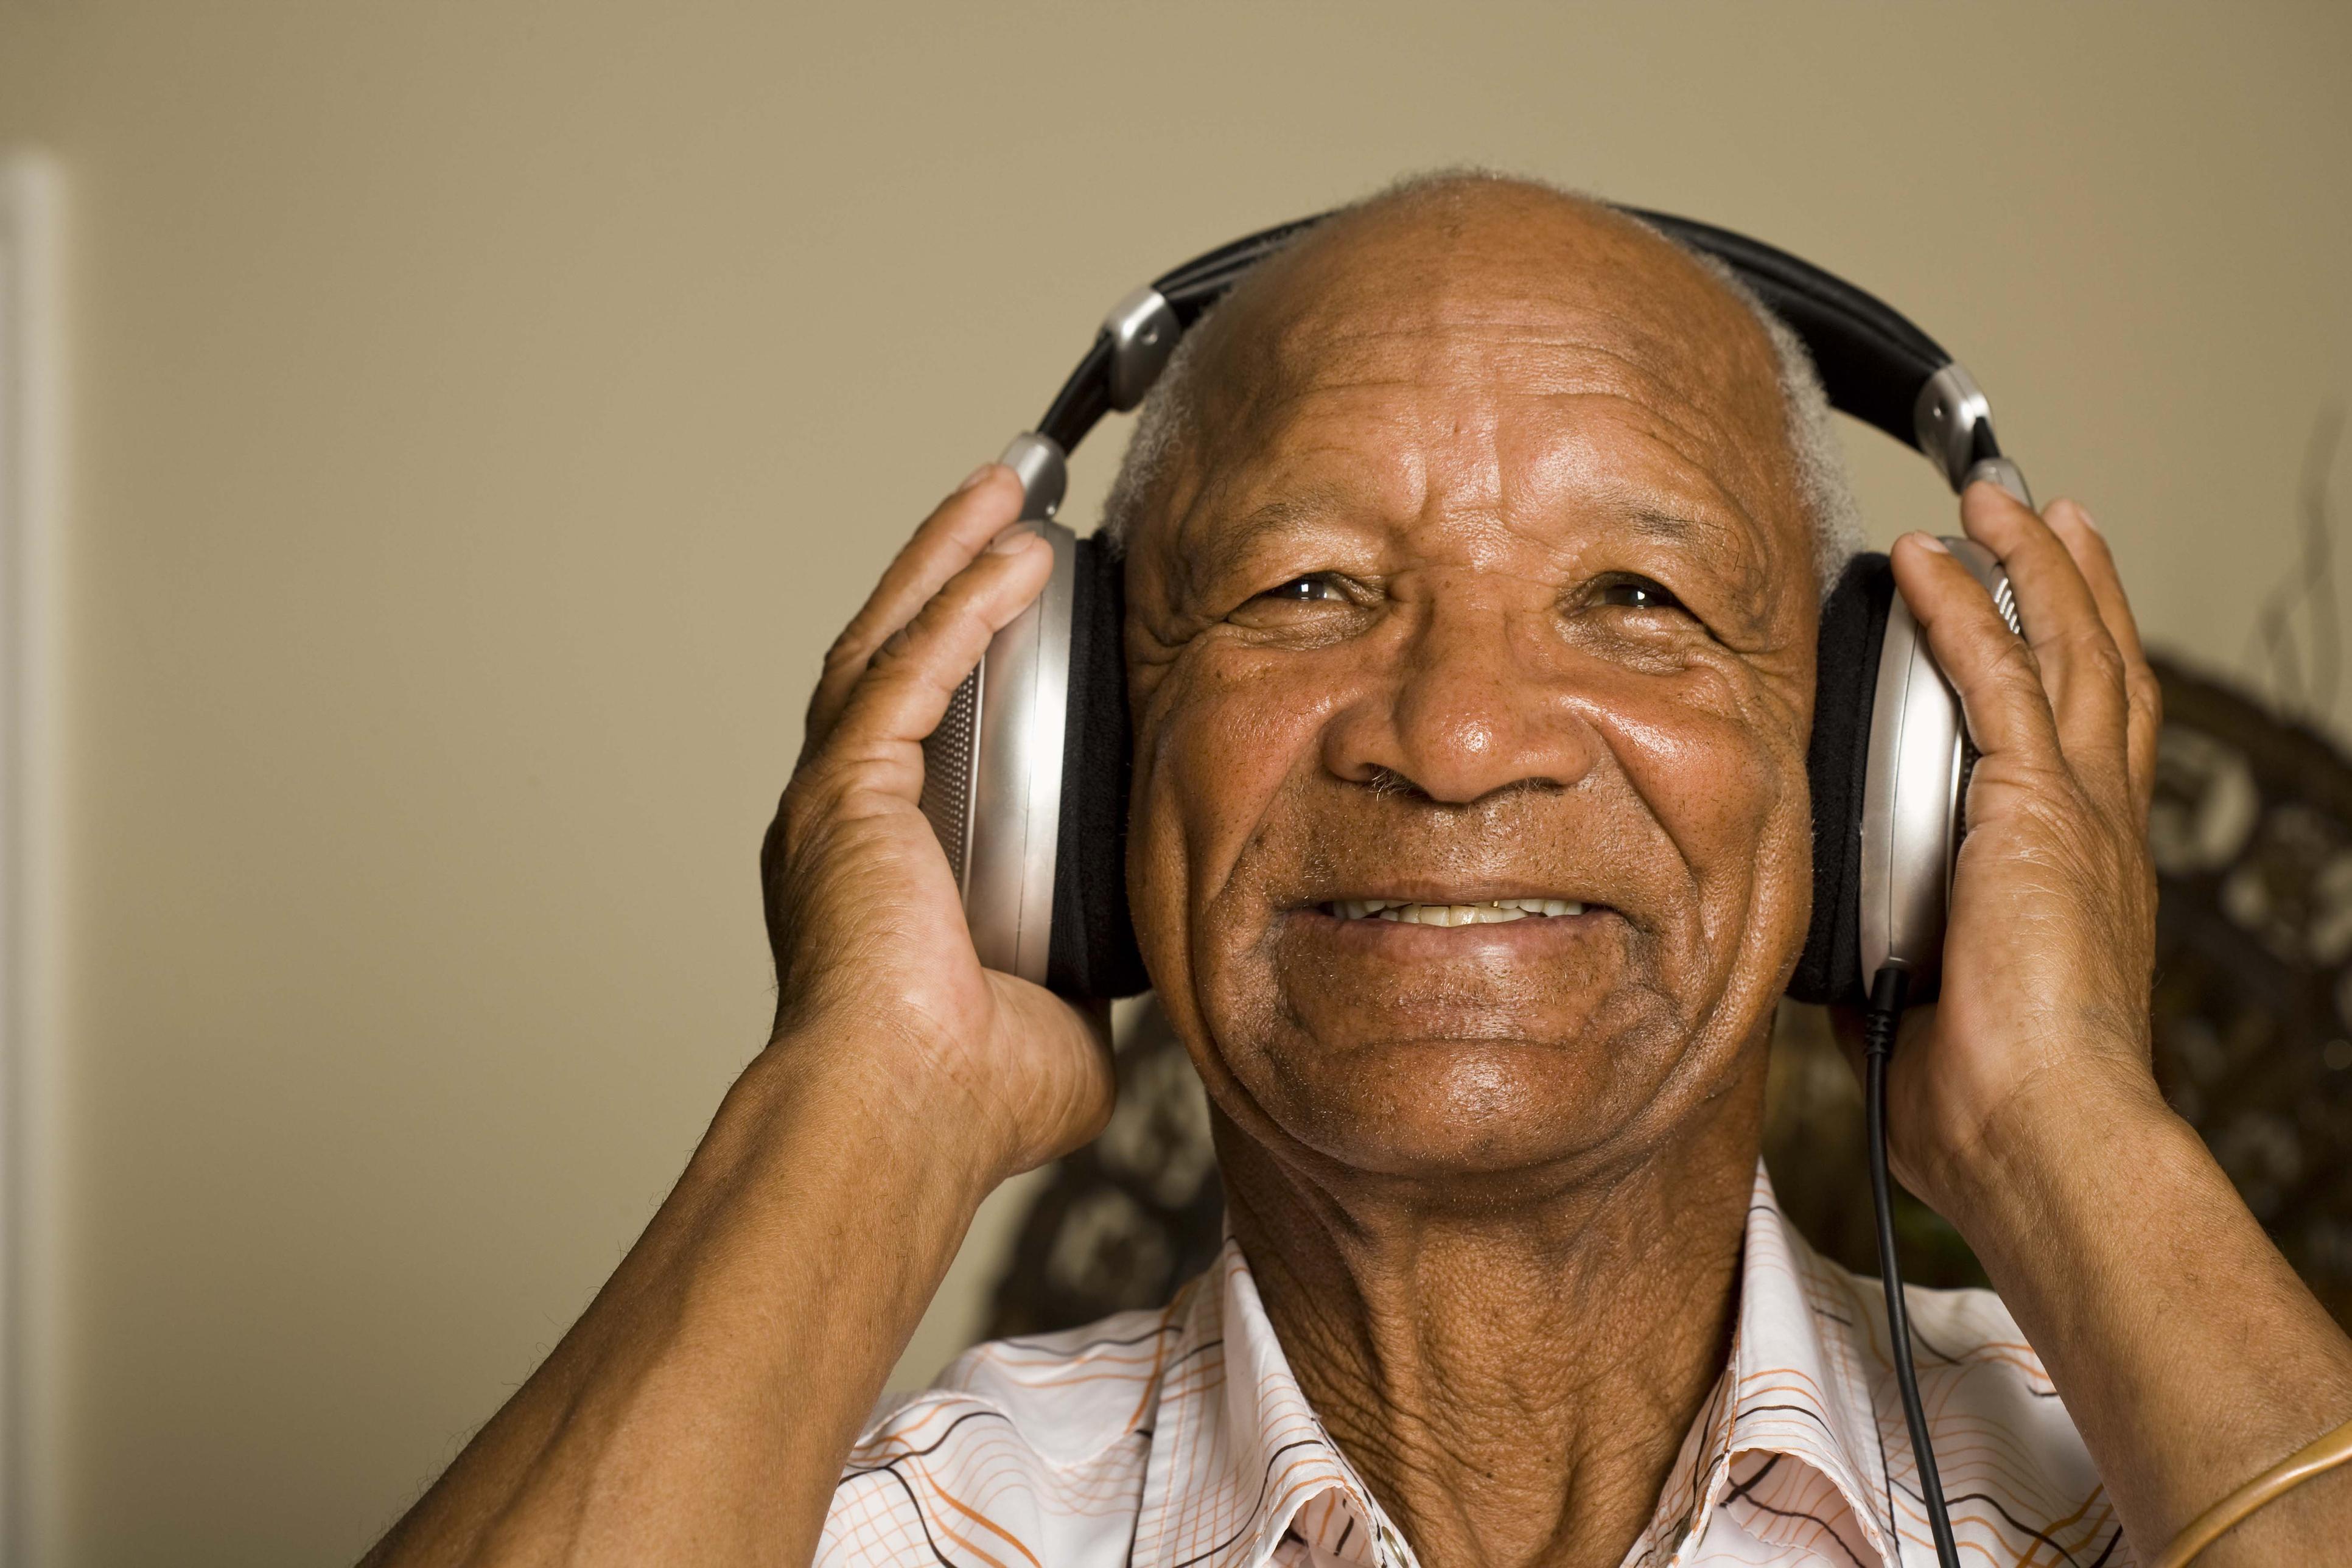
[1957,481,2132,783]
[2043,499,2163,816]
[814,528,1053,799]
[803,465,1027,755]
[1889,530,2064,770]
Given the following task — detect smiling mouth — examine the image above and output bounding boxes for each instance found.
[1327,897,1587,926]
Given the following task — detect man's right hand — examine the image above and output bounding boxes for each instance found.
[758,463,1116,1182]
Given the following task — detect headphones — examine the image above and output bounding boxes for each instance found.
[917,206,2028,1010]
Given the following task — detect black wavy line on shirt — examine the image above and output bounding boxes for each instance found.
[1838,1297,2061,1398]
[841,1406,1009,1472]
[1724,1452,1782,1504]
[1163,1337,1226,1377]
[1123,1469,1146,1568]
[839,1409,1041,1568]
[1766,1216,2032,1383]
[852,1325,1224,1530]
[1729,1391,1905,1551]
[1905,1323,1962,1366]
[1686,1364,1733,1523]
[1731,1446,2111,1568]
[1937,1491,2101,1568]
[1166,1437,1329,1568]
[1869,1381,1899,1547]
[1736,1401,1840,1439]
[1856,1300,2057,1396]
[1881,1465,2112,1568]
[863,1462,961,1568]
[2084,1524,2124,1567]
[1725,1488,1871,1568]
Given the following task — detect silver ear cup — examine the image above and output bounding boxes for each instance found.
[1857,536,2020,987]
[917,518,1077,983]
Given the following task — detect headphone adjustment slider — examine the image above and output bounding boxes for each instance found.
[1102,285,1180,413]
[998,432,1069,522]
[1961,457,2034,511]
[1914,362,1999,493]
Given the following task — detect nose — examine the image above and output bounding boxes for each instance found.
[1321,588,1599,807]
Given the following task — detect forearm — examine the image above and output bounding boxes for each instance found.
[1944,1068,2352,1566]
[363,1037,997,1568]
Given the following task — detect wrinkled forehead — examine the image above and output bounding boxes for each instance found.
[1153,193,1807,564]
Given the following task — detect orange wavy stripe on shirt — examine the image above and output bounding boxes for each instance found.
[971,1346,1181,1377]
[1965,1339,2043,1358]
[1885,1334,2052,1385]
[2009,1485,2112,1568]
[1260,1454,1358,1524]
[1155,1360,1228,1405]
[929,1477,1047,1568]
[967,1363,1174,1393]
[1962,1346,2056,1383]
[1891,1497,2081,1568]
[1124,1306,1183,1432]
[1733,1363,1838,1406]
[926,1509,1017,1568]
[1829,1284,2054,1390]
[1929,1430,2090,1515]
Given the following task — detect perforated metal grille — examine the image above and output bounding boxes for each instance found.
[1992,575,2021,634]
[920,663,982,891]
[1957,572,2021,838]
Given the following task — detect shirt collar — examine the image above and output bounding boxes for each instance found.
[1654,1163,1902,1566]
[1129,1164,1902,1568]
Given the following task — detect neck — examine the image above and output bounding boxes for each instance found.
[1220,1053,1765,1568]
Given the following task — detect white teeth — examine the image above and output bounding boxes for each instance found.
[1332,897,1586,924]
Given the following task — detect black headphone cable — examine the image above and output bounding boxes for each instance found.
[1863,964,1962,1568]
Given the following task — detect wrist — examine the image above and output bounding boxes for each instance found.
[1927,1053,2186,1265]
[741,1017,1025,1199]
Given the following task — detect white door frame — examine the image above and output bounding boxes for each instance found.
[0,148,61,1568]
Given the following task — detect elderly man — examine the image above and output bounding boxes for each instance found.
[366,177,2352,1568]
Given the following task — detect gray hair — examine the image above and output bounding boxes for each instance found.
[1097,182,1866,598]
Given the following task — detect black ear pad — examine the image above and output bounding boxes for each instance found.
[1787,551,1895,1007]
[1046,536,1151,998]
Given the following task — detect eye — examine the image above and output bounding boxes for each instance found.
[1255,574,1346,604]
[1598,575,1686,613]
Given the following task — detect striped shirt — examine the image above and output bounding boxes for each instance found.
[819,1166,2127,1568]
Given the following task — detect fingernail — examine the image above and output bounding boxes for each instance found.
[986,524,1036,555]
[954,463,995,495]
[2075,505,2100,534]
[1905,531,1950,555]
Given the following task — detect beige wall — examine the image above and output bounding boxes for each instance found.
[0,2,2345,1563]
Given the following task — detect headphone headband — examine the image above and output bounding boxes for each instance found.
[1003,206,2030,526]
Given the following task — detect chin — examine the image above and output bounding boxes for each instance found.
[1253,1032,1678,1181]
[1189,919,1724,1185]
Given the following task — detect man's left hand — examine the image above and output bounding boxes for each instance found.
[1874,483,2166,1213]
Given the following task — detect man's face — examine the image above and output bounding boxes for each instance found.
[1122,191,1822,1190]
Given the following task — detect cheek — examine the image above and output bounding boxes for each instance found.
[1126,647,1343,994]
[1603,681,1812,965]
